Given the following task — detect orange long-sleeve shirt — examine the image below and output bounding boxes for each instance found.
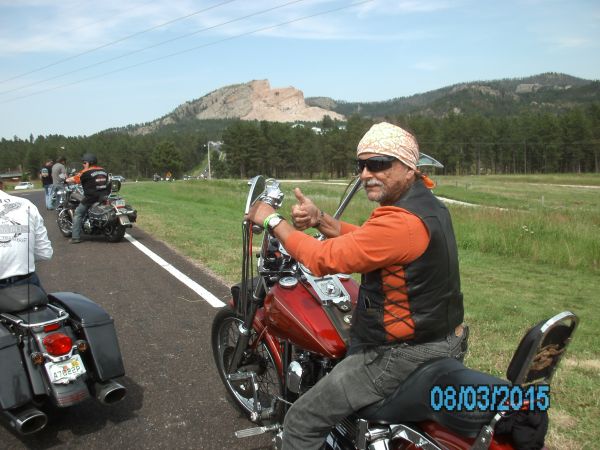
[285,207,431,340]
[285,206,429,277]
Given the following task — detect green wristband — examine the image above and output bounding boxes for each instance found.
[263,213,279,230]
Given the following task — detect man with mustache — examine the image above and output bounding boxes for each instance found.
[247,122,466,450]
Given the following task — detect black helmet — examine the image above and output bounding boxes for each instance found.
[81,153,97,165]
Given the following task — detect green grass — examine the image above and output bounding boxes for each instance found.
[433,175,600,211]
[122,175,599,449]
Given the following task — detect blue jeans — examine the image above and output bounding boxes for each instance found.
[48,184,61,209]
[72,202,90,240]
[281,330,468,450]
[44,185,54,209]
[0,272,46,295]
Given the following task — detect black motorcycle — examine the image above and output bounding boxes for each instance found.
[57,179,137,243]
[0,283,126,435]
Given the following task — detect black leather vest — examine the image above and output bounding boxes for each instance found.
[350,179,464,347]
[80,167,110,205]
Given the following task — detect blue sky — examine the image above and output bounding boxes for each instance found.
[0,0,598,139]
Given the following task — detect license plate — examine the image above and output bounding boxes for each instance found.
[114,199,126,207]
[45,354,86,384]
[118,215,131,225]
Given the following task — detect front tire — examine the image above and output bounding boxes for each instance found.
[57,209,72,237]
[211,307,283,423]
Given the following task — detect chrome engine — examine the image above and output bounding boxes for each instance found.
[285,350,334,395]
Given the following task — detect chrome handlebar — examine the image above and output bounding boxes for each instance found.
[257,179,284,210]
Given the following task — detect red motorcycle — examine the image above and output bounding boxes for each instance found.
[211,174,578,450]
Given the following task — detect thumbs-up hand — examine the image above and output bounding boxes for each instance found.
[291,187,319,230]
[294,187,309,205]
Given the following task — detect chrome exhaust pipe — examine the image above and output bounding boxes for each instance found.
[95,380,126,405]
[3,406,48,435]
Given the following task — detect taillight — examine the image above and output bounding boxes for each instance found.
[44,323,61,332]
[43,333,73,356]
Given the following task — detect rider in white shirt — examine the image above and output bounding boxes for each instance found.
[0,180,53,289]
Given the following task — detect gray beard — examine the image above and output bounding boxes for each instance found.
[362,180,413,205]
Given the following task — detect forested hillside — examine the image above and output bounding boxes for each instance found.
[207,106,600,178]
[1,73,599,180]
[306,73,600,118]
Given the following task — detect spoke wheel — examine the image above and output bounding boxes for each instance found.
[211,307,282,423]
[56,209,73,237]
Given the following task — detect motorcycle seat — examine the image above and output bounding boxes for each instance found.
[0,284,48,313]
[91,196,109,208]
[356,357,509,437]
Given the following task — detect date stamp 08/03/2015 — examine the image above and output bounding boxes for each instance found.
[430,384,550,412]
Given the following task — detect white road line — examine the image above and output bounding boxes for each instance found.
[125,233,225,308]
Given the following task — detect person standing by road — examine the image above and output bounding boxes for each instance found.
[247,122,466,450]
[50,155,67,209]
[0,179,53,291]
[65,153,110,244]
[40,159,54,210]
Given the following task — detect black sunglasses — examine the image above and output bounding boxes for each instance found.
[356,155,397,173]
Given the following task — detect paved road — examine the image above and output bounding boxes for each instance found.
[1,190,272,450]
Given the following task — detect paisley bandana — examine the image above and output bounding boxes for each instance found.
[357,122,419,171]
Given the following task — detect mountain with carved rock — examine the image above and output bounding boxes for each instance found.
[132,80,344,135]
[122,73,599,136]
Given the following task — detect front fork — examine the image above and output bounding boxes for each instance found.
[227,280,265,373]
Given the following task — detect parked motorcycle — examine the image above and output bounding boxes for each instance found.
[56,178,137,243]
[0,283,126,435]
[211,171,578,450]
[52,182,74,214]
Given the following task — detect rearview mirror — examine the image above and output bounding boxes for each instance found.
[418,152,444,169]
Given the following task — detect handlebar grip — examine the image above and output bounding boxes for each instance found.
[258,188,284,209]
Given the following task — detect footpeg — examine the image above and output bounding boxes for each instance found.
[235,424,279,438]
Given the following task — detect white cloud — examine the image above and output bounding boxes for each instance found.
[0,0,454,56]
[0,0,220,55]
[355,0,459,15]
[547,36,591,49]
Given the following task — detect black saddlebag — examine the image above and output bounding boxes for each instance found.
[126,206,137,222]
[0,326,32,410]
[48,292,125,381]
[88,204,115,222]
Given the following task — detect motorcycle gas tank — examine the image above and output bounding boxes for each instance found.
[264,277,358,359]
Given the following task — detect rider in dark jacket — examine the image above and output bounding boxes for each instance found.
[65,153,110,243]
